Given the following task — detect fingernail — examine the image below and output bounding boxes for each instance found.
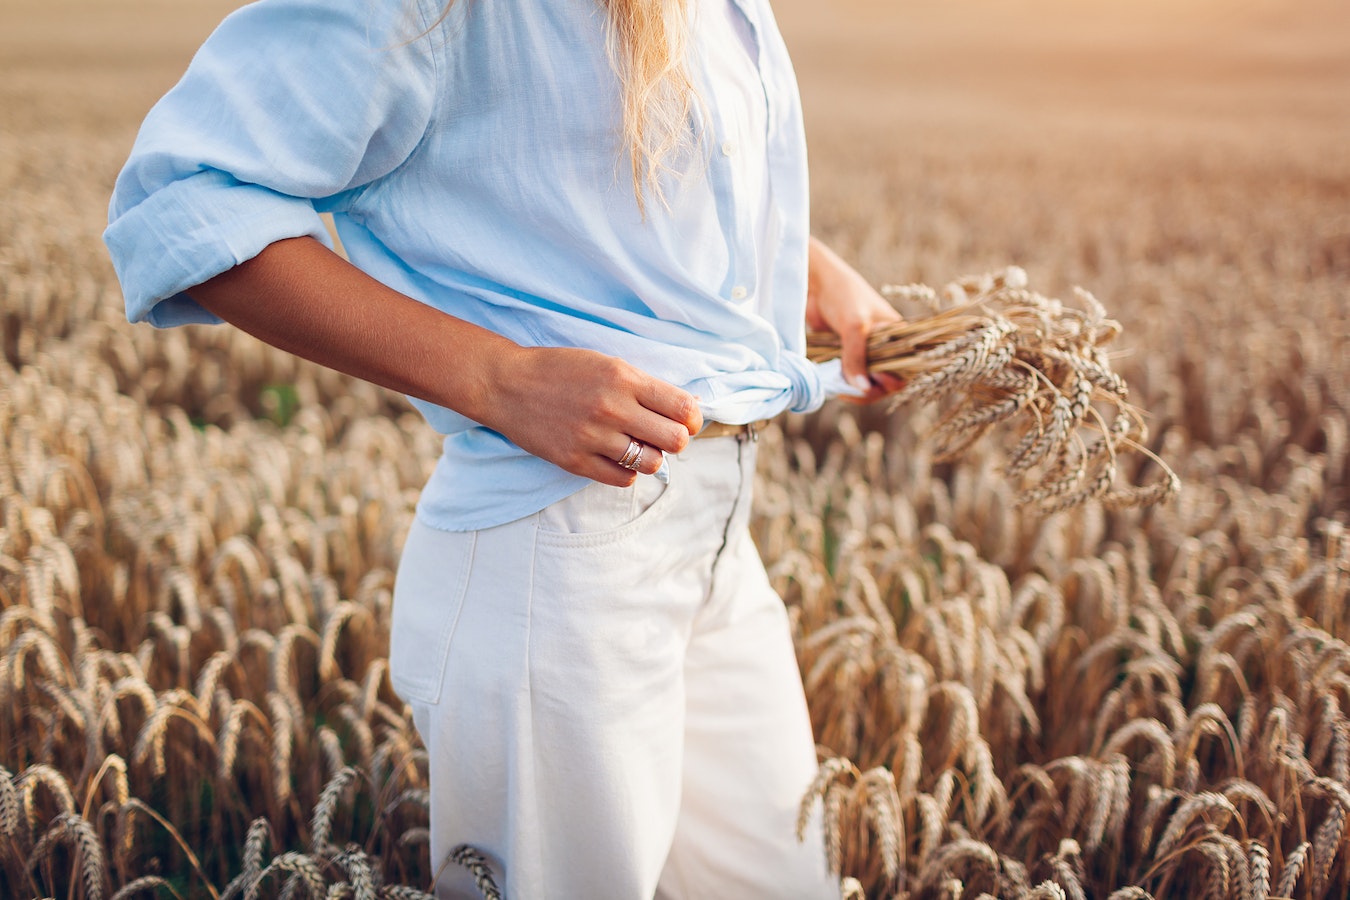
[849,373,871,392]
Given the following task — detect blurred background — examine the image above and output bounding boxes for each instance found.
[6,0,1347,300]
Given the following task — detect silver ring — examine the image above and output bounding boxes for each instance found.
[617,438,643,471]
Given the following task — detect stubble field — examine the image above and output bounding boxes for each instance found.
[1,0,1347,896]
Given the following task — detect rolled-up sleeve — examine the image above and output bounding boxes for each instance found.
[105,0,438,326]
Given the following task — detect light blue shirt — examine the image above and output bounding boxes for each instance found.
[106,0,833,530]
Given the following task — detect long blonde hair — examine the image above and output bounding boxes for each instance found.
[603,0,697,212]
[426,0,697,213]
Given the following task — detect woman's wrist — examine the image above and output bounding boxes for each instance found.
[460,341,540,437]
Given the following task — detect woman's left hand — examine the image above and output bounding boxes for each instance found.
[804,236,906,403]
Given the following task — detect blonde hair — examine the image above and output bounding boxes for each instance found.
[603,0,697,213]
[426,0,697,213]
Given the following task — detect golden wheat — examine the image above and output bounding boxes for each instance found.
[3,0,1348,896]
[808,270,1180,516]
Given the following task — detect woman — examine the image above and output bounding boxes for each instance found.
[106,0,900,894]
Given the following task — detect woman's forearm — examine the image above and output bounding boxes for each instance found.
[186,236,702,484]
[186,236,515,426]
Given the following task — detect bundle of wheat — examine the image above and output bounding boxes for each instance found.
[807,268,1179,514]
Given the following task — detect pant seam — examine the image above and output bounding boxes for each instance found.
[708,433,748,580]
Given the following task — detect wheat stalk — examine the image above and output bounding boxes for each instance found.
[0,764,18,838]
[26,812,107,899]
[377,889,436,900]
[332,845,378,900]
[1048,838,1087,900]
[1246,840,1271,900]
[1310,790,1348,895]
[916,838,1000,891]
[1273,841,1310,898]
[861,766,904,883]
[250,852,327,900]
[444,845,502,900]
[110,875,180,900]
[18,763,76,833]
[311,766,361,854]
[840,877,865,900]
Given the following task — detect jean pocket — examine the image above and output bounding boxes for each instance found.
[536,474,673,547]
[389,520,476,705]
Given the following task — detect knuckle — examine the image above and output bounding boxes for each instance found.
[576,392,606,421]
[674,391,700,426]
[603,356,632,384]
[586,395,623,427]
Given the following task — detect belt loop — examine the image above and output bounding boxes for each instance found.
[748,420,759,442]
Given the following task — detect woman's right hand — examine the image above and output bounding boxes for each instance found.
[187,237,701,486]
[482,345,703,486]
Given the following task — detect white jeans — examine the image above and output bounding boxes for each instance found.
[390,434,837,899]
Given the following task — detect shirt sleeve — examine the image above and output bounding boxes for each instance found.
[104,0,439,327]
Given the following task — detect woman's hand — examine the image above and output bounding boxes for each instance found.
[187,236,701,487]
[805,236,905,403]
[483,345,703,487]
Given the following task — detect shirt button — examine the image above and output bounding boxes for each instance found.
[731,285,748,300]
[721,140,738,157]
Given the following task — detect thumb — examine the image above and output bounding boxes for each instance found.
[839,324,872,393]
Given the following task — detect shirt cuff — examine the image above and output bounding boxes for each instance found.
[104,167,333,327]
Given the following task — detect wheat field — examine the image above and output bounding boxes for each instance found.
[1,0,1348,896]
